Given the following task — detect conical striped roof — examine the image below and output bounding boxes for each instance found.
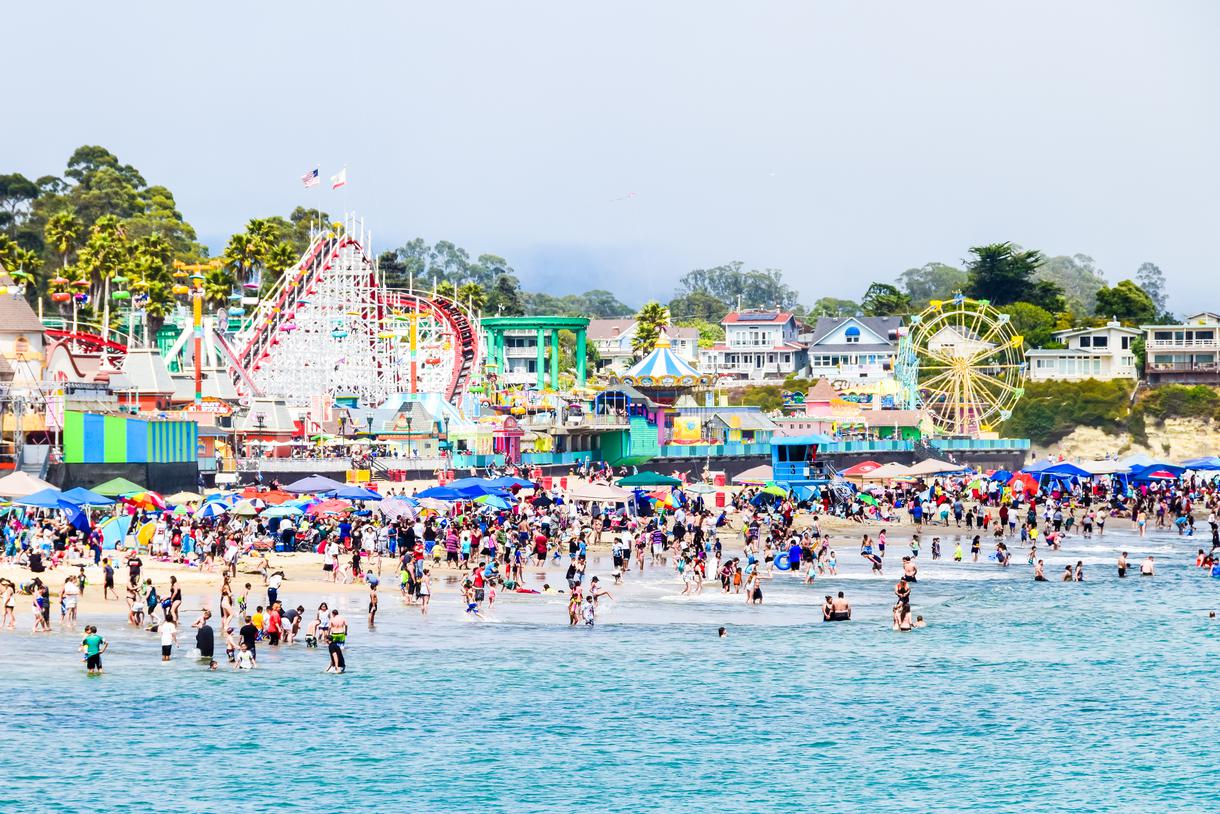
[624,331,701,379]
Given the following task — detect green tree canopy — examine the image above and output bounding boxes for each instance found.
[999,301,1058,349]
[1135,262,1168,313]
[674,318,725,348]
[897,262,967,308]
[807,296,859,318]
[668,289,729,322]
[1034,253,1106,315]
[859,282,911,316]
[1094,279,1158,325]
[963,242,1063,310]
[674,261,799,311]
[486,274,526,316]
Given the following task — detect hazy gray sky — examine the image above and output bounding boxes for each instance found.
[4,1,1217,311]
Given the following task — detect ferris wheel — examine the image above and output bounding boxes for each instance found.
[896,293,1026,436]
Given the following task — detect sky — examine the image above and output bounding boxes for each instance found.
[3,1,1218,312]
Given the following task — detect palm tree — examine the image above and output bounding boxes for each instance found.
[224,232,261,283]
[632,301,670,357]
[77,215,127,340]
[203,266,236,310]
[456,282,488,313]
[44,210,82,271]
[265,242,297,275]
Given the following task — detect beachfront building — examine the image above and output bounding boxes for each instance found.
[772,377,927,440]
[1026,320,1140,382]
[480,316,590,389]
[1141,312,1220,385]
[0,278,47,393]
[801,315,901,384]
[698,310,807,382]
[587,319,699,373]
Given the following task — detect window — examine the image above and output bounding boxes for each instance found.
[1091,336,1108,348]
[1121,336,1131,349]
[1079,336,1092,348]
[845,325,860,344]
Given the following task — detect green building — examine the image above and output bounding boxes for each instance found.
[481,316,590,389]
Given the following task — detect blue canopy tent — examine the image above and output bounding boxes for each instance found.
[989,470,1014,484]
[1182,456,1220,471]
[452,484,513,500]
[14,487,71,509]
[1129,462,1186,481]
[416,486,468,501]
[488,476,537,490]
[60,487,115,506]
[333,485,383,501]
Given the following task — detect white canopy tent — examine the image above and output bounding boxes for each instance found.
[0,471,58,498]
[567,481,633,502]
[905,458,970,477]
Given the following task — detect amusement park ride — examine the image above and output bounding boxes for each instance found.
[46,215,487,414]
[896,293,1027,436]
[226,216,481,407]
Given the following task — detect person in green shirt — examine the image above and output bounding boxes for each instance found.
[79,625,108,675]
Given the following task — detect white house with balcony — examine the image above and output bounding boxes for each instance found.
[802,316,901,383]
[1141,312,1220,385]
[698,310,807,381]
[1026,320,1140,381]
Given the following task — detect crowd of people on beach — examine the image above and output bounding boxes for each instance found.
[2,459,1220,675]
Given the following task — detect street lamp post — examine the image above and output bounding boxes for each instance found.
[442,416,451,473]
[253,411,266,457]
[405,415,413,458]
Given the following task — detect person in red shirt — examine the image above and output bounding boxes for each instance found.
[265,602,282,646]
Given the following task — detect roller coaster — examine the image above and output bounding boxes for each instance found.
[229,215,482,406]
[47,216,483,409]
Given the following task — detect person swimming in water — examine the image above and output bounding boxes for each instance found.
[827,591,851,621]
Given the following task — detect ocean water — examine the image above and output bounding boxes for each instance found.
[2,525,1218,813]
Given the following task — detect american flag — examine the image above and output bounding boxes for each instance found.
[301,168,319,188]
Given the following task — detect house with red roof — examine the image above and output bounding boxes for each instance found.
[698,310,807,381]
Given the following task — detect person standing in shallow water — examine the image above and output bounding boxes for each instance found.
[1117,552,1129,578]
[326,609,347,673]
[80,625,107,675]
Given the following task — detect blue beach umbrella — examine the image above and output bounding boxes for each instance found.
[194,501,229,519]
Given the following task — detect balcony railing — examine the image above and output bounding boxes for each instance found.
[1148,338,1219,348]
[1149,363,1220,372]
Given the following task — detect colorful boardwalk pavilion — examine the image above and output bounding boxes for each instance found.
[481,316,590,389]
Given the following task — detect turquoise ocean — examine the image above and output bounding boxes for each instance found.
[2,524,1217,813]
